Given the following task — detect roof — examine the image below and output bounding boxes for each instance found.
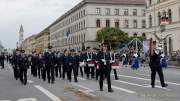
[47,0,146,30]
[85,0,145,5]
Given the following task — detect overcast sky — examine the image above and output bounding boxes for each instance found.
[0,0,81,49]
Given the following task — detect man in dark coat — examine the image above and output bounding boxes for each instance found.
[149,41,168,88]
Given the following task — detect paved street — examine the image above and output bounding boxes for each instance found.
[0,62,180,101]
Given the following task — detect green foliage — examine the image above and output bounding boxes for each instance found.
[96,27,129,48]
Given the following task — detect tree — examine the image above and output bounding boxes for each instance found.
[96,27,129,48]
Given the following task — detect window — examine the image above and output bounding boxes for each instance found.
[179,7,180,21]
[168,9,172,24]
[142,33,146,39]
[83,9,86,16]
[149,0,152,6]
[142,20,146,28]
[114,9,119,15]
[105,8,110,15]
[96,19,101,28]
[83,20,86,29]
[124,9,128,16]
[115,20,119,28]
[133,9,137,16]
[133,20,138,28]
[133,33,137,37]
[106,20,110,27]
[84,33,86,42]
[149,15,152,28]
[96,8,101,15]
[142,9,146,16]
[158,12,161,25]
[157,0,160,3]
[124,20,129,28]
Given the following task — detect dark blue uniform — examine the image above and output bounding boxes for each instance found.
[97,51,113,92]
[19,54,29,85]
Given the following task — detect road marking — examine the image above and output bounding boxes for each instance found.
[71,83,94,92]
[0,100,11,101]
[136,73,150,77]
[71,83,96,97]
[113,80,171,91]
[78,77,136,94]
[104,84,136,94]
[7,64,13,73]
[77,77,86,80]
[143,84,171,91]
[34,85,62,101]
[114,79,148,88]
[27,80,34,84]
[116,74,180,86]
[17,98,37,101]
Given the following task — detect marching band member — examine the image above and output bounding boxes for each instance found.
[110,49,119,80]
[97,43,113,92]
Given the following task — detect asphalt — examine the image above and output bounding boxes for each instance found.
[0,62,180,101]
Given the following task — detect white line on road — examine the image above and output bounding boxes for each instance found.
[104,84,136,94]
[78,77,136,94]
[27,80,34,84]
[113,80,171,91]
[116,74,180,86]
[34,85,62,101]
[71,83,94,92]
[0,100,11,101]
[135,73,150,77]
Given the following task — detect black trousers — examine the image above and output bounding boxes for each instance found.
[19,68,27,85]
[41,68,46,81]
[112,69,118,80]
[0,61,4,68]
[78,66,84,77]
[150,67,165,87]
[99,66,112,91]
[62,64,68,80]
[13,66,19,80]
[86,66,95,79]
[55,64,62,78]
[67,65,78,82]
[46,66,55,83]
[37,67,41,79]
[31,65,37,77]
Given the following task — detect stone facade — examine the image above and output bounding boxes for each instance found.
[146,0,180,56]
[50,0,146,51]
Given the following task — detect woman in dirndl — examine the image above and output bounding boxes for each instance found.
[131,53,139,70]
[122,53,128,67]
[160,53,167,69]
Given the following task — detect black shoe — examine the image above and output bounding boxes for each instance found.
[162,84,168,87]
[100,88,103,91]
[108,89,114,93]
[151,85,155,88]
[115,78,119,80]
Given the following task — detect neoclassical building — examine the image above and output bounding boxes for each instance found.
[34,29,50,53]
[50,0,146,51]
[146,0,180,56]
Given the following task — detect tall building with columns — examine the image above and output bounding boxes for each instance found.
[50,0,146,51]
[146,0,180,56]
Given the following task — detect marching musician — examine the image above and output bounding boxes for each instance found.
[97,43,113,92]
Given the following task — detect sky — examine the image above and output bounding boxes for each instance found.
[0,0,81,49]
